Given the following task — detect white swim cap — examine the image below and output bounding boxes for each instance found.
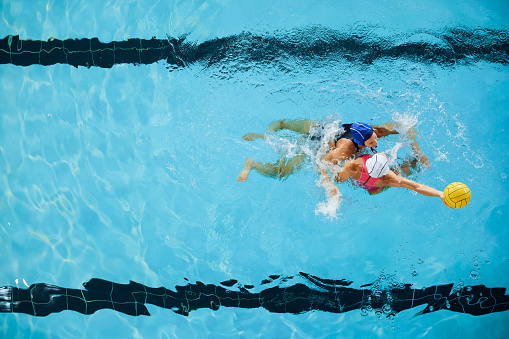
[366,154,390,178]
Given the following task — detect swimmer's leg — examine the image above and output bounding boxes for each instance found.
[240,154,307,180]
[268,119,319,134]
[276,153,307,180]
[243,120,318,141]
[242,133,265,141]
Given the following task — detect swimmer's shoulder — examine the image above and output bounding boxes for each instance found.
[334,158,362,182]
[333,138,357,154]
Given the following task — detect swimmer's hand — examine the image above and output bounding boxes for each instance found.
[378,123,400,136]
[440,192,452,208]
[329,186,340,197]
[242,133,264,141]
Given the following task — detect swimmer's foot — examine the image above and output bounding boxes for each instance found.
[242,133,264,141]
[237,158,253,182]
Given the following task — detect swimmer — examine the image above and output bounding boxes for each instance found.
[238,120,427,181]
[321,152,449,207]
[243,120,401,162]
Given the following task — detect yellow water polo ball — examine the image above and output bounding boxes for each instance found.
[444,182,471,209]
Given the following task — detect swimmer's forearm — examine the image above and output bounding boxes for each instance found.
[373,124,399,137]
[319,169,332,183]
[318,168,341,197]
[388,176,442,198]
[404,181,443,198]
[412,184,442,197]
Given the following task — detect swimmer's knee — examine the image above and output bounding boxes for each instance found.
[275,162,293,179]
[268,120,285,131]
[302,120,318,134]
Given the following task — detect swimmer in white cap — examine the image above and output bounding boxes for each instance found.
[321,152,449,206]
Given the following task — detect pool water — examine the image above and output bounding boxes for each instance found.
[1,0,508,338]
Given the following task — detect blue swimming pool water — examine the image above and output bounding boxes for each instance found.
[1,0,508,338]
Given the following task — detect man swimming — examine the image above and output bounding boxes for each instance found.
[322,152,448,207]
[237,120,428,181]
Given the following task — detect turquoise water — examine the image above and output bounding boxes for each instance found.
[1,0,508,338]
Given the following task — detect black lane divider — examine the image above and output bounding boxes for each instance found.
[0,26,508,69]
[0,272,507,317]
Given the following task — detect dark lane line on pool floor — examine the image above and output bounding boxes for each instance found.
[0,26,508,68]
[0,272,507,318]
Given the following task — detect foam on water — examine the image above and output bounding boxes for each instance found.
[310,120,346,219]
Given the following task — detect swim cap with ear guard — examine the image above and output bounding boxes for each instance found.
[366,154,389,178]
[350,122,374,146]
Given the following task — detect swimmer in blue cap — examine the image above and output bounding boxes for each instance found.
[238,119,427,182]
[243,120,402,161]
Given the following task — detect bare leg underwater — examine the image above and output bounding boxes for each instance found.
[242,119,319,141]
[237,154,307,182]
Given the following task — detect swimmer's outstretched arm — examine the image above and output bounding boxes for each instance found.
[381,171,449,207]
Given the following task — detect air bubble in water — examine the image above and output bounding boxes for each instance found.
[360,306,368,316]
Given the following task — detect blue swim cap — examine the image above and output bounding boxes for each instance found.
[350,122,374,146]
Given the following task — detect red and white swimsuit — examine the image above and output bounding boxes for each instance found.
[356,154,381,193]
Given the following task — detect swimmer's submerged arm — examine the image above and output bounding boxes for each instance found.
[318,167,340,197]
[334,161,355,182]
[372,124,400,137]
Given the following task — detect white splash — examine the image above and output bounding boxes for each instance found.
[384,142,403,164]
[264,133,299,158]
[312,120,345,219]
[391,111,419,135]
[314,183,341,219]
